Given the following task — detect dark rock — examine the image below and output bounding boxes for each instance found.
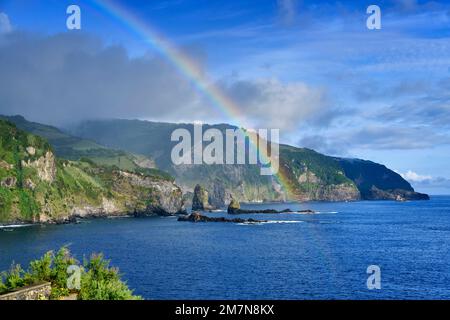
[227,197,241,213]
[178,212,266,224]
[227,198,315,214]
[365,186,430,201]
[1,176,17,188]
[301,209,315,213]
[192,184,213,211]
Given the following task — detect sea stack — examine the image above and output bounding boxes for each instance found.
[227,197,241,214]
[192,184,213,211]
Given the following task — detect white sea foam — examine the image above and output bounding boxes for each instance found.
[315,211,338,214]
[106,215,132,219]
[290,211,338,214]
[0,224,34,229]
[262,220,303,224]
[237,220,303,226]
[289,212,313,215]
[236,222,263,226]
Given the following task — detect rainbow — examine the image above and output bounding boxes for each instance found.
[91,0,295,196]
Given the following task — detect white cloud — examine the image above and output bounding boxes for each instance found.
[298,126,450,155]
[400,170,432,182]
[398,171,450,194]
[222,78,329,130]
[0,12,12,34]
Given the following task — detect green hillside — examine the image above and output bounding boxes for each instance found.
[279,145,358,200]
[0,119,184,223]
[72,120,279,201]
[70,118,429,202]
[1,115,156,173]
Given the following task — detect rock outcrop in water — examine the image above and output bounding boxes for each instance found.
[227,198,314,214]
[178,212,265,224]
[191,184,213,211]
[227,197,241,213]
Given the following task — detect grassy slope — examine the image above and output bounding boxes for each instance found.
[70,118,424,200]
[71,119,360,199]
[0,120,51,221]
[73,120,279,200]
[279,145,356,197]
[0,120,173,223]
[3,117,421,202]
[0,115,157,173]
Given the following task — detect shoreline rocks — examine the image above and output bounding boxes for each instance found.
[227,198,314,214]
[178,212,266,224]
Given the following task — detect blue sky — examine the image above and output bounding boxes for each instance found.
[1,0,450,194]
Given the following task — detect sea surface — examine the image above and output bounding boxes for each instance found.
[1,196,450,299]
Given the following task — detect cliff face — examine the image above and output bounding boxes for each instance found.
[4,117,429,204]
[279,145,361,201]
[0,120,185,224]
[338,158,429,201]
[116,171,186,216]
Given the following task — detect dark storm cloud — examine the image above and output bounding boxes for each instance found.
[0,31,332,130]
[0,31,208,126]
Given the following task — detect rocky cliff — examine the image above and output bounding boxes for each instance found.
[69,119,428,203]
[277,145,361,201]
[338,158,429,201]
[4,117,428,204]
[0,120,185,224]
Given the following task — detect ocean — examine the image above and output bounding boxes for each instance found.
[1,196,449,299]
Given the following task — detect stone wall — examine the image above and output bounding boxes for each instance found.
[0,282,51,300]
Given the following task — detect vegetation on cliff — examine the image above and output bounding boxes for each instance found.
[0,119,184,224]
[338,158,429,200]
[0,247,140,300]
[70,120,281,202]
[279,145,359,201]
[1,115,158,173]
[70,118,428,202]
[1,116,429,206]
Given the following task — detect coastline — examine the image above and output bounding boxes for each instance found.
[0,197,433,228]
[1,197,448,299]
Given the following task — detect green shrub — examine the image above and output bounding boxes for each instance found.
[27,251,53,282]
[79,254,141,300]
[49,247,77,298]
[0,263,26,293]
[0,247,141,300]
